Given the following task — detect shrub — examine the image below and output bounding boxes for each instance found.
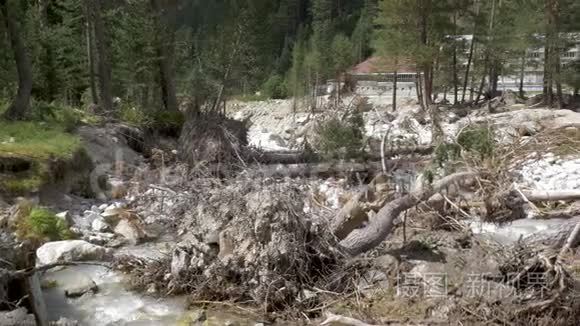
[16,207,73,242]
[262,74,287,99]
[119,104,148,126]
[457,125,495,159]
[433,125,495,167]
[149,110,185,136]
[312,114,364,160]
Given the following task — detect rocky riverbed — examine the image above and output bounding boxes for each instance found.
[3,96,580,325]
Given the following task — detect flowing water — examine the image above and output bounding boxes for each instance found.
[468,217,573,244]
[43,265,188,325]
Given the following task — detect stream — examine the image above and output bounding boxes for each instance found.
[39,218,572,325]
[40,237,257,325]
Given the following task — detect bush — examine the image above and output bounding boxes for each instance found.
[457,125,495,159]
[434,125,495,166]
[16,207,73,242]
[149,110,185,137]
[119,104,149,126]
[262,74,287,99]
[312,114,364,160]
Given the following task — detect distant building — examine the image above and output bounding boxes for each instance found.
[343,56,419,98]
[340,34,580,98]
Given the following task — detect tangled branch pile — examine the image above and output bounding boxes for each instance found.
[122,178,358,312]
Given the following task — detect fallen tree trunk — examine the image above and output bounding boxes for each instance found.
[246,160,425,179]
[336,171,478,255]
[251,145,434,165]
[525,190,580,202]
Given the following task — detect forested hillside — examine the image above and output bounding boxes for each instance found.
[1,0,578,118]
[3,1,580,326]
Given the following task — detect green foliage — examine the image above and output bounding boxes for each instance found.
[434,125,495,167]
[149,110,185,136]
[422,168,435,184]
[17,207,73,242]
[262,74,287,99]
[2,176,44,195]
[0,119,81,194]
[457,126,495,159]
[434,143,461,166]
[313,114,364,160]
[331,34,355,76]
[0,120,81,160]
[119,105,149,127]
[119,104,184,135]
[28,101,94,132]
[563,60,580,93]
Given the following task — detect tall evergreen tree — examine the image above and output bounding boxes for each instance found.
[0,0,33,120]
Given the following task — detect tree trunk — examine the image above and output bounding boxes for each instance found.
[462,0,480,103]
[419,1,432,107]
[463,40,476,103]
[85,5,98,105]
[552,0,563,109]
[392,70,397,112]
[544,0,559,108]
[475,59,487,105]
[519,52,526,98]
[415,72,424,110]
[1,0,33,120]
[335,172,477,255]
[150,0,178,112]
[87,0,113,112]
[452,13,458,105]
[38,0,56,102]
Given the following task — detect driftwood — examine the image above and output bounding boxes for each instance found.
[248,160,424,179]
[559,221,580,256]
[524,190,580,202]
[334,171,477,255]
[251,145,434,165]
[320,313,445,326]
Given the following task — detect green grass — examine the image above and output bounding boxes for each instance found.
[0,121,81,160]
[0,120,82,194]
[16,207,74,242]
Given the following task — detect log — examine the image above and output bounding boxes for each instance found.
[524,190,580,202]
[336,171,477,255]
[250,145,434,165]
[560,221,580,256]
[246,160,425,179]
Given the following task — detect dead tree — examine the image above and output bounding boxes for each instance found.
[333,171,477,255]
[0,0,33,120]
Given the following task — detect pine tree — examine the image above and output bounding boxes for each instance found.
[0,0,33,120]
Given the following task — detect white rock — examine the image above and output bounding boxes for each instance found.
[91,217,111,232]
[55,211,73,226]
[82,211,101,227]
[36,240,109,266]
[98,204,108,211]
[114,219,145,245]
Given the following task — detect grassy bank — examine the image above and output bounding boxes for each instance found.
[0,107,83,195]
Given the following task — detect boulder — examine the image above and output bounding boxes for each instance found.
[91,217,111,233]
[113,219,146,245]
[36,240,109,265]
[0,308,36,326]
[43,269,99,298]
[63,274,98,298]
[55,211,73,226]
